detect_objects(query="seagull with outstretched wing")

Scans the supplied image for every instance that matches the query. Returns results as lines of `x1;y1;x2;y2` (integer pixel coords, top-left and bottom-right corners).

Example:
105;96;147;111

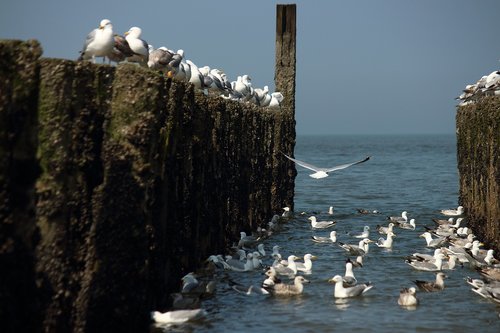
281;153;370;179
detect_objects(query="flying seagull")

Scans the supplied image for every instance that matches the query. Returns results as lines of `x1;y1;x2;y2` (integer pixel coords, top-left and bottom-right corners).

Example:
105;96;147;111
281;153;370;179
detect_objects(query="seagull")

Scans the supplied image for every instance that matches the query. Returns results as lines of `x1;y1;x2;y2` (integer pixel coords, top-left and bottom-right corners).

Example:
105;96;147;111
398;287;419;307
440;206;464;216
147;46;174;70
406;248;443;264
273;255;299;276
398;219;416;230
225;253;254;272
268;92;284;108
281;153;370;179
342;259;357;286
124;26;149;65
151;309;207;324
308;216;336;229
338;238;372;256
351;256;364;268
387;211;408;223
407;253;446;271
419;232;449;248
357;208;380;214
295;253;317;273
78;19;114;63
265;276;310;296
311;231;337;243
329;275;373;298
414;272;447;292
262;267;281;288
376;231;396;249
282;207;293;218
377;223;395;235
107;34;137;63
350;225;370;239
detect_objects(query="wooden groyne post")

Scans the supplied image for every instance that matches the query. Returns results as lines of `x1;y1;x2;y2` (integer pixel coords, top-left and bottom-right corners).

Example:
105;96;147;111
0;4;298;332
273;4;297;210
456;97;500;252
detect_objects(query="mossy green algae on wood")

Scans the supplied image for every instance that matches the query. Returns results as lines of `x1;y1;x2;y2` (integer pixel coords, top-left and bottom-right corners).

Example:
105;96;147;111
457;96;500;253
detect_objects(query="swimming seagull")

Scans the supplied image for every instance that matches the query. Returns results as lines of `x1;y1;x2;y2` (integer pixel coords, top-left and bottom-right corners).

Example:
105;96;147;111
440;206;464;216
308;216;336;229
398;287;419;307
350;225;370;239
78;19;114;63
419;232;449;248
377;223;395;235
387;211;408;223
281;153;370;179
311;231;337;243
265;276;310;296
342;259;357;286
407;253;446;271
329;275;373;298
398;219;416;230
413;272;447;292
338;238;372;256
376;231;396;249
295;253;317;273
273;255;299;276
151;309;207;324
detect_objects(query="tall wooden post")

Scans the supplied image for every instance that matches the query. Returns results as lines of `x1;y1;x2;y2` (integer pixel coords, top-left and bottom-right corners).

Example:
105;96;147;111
272;4;297;211
275;4;296;112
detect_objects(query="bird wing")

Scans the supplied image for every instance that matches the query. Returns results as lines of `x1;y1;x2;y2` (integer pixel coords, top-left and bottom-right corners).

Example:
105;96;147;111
325;156;371;173
81;28;97;53
281;152;322;172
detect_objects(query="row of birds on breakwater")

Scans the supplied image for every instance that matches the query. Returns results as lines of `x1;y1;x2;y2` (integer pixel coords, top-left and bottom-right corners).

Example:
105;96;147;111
150;204;500;326
456;69;500;106
78;19;284;108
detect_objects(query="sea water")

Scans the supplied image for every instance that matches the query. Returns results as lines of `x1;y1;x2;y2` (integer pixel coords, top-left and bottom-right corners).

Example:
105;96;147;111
154;134;500;332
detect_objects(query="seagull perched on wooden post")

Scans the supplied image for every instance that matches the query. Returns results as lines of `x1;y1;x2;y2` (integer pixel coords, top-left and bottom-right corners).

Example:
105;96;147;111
281;152;370;179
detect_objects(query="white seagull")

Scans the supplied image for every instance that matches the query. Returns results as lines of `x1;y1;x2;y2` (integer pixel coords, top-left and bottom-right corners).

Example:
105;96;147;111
124;26;149;65
78;19;114;62
338;238;373;256
440;206;464;216
398;287;419;307
308;216;336;229
329;275;373;298
351;225;370;239
151;309;207;324
376;231;396;249
311;231;337;243
281;153;370;179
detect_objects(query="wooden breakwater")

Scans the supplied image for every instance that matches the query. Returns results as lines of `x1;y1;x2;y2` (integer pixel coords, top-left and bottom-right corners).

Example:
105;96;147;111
456;96;500;253
0;4;297;332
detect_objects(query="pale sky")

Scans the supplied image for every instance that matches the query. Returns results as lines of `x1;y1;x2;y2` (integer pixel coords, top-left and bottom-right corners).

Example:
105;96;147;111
1;0;499;135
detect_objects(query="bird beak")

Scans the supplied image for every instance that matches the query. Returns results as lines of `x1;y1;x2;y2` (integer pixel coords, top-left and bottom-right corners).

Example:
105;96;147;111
419;234;425;238
124;31;129;35
166;70;175;78
327;278;335;283
311;255;318;260
99;25;104;30
303;278;310;284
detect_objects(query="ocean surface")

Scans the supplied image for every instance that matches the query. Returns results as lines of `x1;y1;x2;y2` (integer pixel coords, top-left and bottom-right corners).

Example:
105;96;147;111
154;134;500;332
